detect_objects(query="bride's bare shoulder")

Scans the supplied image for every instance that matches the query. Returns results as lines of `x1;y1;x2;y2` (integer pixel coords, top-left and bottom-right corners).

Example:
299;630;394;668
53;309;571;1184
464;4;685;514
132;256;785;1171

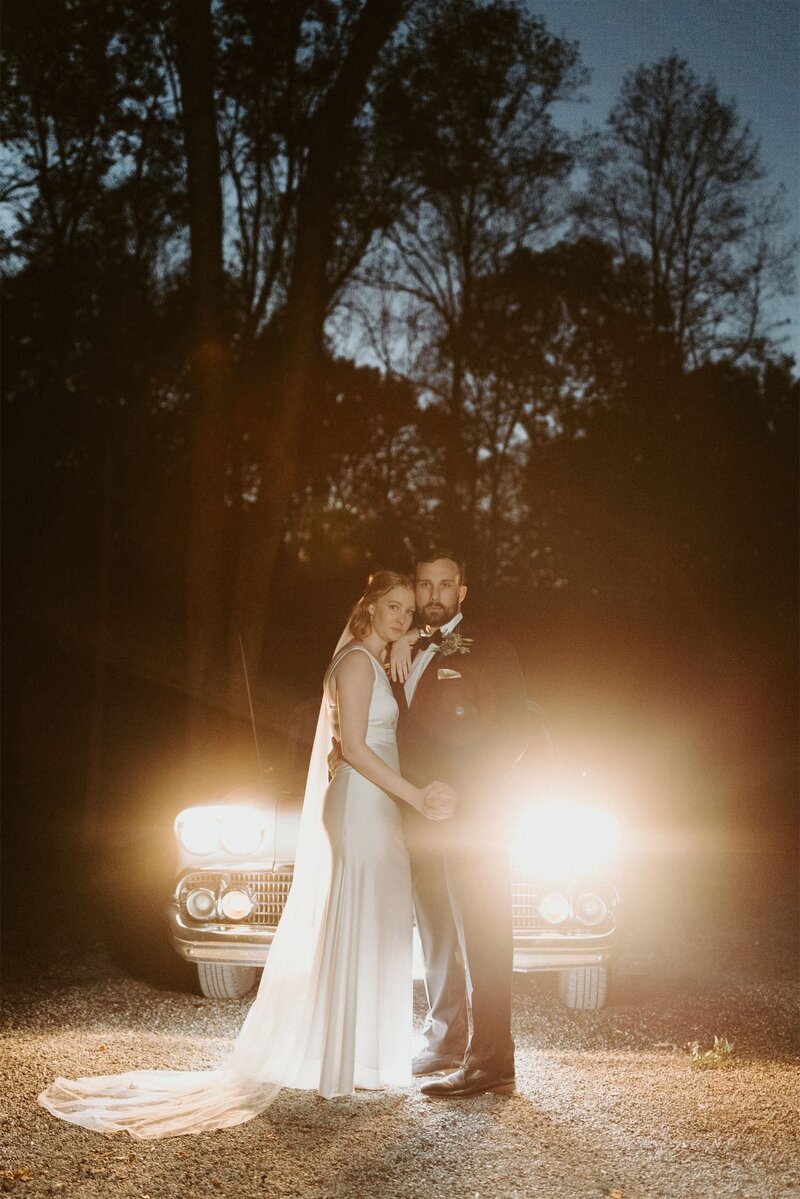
328;643;375;691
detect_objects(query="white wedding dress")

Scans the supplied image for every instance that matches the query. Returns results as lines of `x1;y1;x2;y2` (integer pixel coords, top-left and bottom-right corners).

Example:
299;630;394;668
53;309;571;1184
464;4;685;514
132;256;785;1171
38;642;413;1138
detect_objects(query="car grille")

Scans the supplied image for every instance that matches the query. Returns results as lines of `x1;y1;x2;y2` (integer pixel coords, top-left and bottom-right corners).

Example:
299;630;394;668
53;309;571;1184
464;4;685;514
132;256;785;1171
513;879;551;930
179;869;294;925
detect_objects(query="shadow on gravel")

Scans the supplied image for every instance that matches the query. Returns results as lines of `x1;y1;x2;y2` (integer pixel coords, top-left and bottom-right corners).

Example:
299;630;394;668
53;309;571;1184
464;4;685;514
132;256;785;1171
263;1091;554;1198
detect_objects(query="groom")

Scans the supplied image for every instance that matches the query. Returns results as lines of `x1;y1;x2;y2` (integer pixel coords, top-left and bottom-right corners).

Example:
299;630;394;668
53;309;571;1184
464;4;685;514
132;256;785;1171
391;550;529;1097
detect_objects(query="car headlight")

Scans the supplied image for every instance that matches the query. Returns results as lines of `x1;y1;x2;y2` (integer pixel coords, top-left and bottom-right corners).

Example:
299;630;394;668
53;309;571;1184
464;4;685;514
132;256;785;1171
177;809;223;855
510;801;621;878
537;891;572;924
184;887;217;921
219;887;255;921
220;809;265;856
175;805;269;857
575;891;607;926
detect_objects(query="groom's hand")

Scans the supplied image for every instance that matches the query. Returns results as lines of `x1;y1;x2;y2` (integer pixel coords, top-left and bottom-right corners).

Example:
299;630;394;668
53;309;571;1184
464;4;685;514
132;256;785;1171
389;630;420;682
327;737;344;779
421;781;457;821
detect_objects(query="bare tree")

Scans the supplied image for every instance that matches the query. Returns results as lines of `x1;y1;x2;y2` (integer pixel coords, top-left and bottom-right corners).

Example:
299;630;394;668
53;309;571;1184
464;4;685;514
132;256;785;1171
174;0;410;707
575;55;795;367
220;0;412;685
354;0;583;547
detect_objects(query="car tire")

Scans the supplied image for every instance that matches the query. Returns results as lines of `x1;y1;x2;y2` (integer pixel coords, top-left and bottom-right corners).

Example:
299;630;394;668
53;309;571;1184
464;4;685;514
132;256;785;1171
558;965;608;1009
197;963;259;999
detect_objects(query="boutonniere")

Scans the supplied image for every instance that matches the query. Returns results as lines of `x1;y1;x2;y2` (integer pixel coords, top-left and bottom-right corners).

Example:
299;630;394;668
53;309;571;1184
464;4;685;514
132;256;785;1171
438;631;474;657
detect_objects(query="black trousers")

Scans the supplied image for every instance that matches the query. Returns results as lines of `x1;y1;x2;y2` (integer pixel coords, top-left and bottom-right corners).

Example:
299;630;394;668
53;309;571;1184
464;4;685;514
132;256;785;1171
410;833;515;1074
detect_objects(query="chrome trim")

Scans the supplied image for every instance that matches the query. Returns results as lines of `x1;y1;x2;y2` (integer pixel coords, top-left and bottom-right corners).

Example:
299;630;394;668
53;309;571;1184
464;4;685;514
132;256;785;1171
513;926;616;948
175;861;295;883
184;945;269;965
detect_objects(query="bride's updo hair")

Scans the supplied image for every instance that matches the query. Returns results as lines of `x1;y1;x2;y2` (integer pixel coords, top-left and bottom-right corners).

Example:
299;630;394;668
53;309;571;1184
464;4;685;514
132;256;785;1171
348;570;414;640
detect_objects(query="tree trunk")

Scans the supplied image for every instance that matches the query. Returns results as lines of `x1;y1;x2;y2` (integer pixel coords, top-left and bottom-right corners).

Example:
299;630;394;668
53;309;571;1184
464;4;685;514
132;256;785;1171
230;0;409;678
174;0;231;741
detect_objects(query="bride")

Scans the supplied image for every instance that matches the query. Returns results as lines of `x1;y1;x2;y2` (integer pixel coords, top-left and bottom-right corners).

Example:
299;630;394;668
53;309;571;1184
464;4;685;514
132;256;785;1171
39;571;457;1139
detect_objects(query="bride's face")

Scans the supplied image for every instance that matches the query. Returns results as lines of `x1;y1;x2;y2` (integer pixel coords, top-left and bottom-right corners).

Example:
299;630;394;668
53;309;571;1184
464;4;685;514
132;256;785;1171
369;586;415;643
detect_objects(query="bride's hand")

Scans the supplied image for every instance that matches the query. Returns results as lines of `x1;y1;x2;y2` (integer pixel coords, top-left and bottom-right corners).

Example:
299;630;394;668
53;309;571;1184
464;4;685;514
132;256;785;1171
419;782;457;821
388;630;421;683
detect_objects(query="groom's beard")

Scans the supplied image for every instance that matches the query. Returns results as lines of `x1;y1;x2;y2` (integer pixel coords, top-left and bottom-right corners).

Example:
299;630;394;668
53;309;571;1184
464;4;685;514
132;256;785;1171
419;601;459;628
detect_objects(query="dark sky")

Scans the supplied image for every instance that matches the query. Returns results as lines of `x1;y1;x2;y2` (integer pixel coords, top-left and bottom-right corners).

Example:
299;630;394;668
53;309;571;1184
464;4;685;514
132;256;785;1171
531;0;800;362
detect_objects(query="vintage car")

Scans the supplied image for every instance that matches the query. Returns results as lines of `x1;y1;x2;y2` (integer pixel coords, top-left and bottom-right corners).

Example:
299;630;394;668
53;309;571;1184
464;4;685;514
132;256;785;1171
166;708;622;1009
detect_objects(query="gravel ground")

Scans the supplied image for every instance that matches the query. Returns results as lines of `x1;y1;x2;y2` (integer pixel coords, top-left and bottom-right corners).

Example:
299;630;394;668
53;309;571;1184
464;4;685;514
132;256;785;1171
2;850;798;1199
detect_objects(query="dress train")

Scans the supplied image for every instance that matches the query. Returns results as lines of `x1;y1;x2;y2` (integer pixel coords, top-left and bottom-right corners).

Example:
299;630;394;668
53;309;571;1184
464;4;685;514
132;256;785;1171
38;644;412;1138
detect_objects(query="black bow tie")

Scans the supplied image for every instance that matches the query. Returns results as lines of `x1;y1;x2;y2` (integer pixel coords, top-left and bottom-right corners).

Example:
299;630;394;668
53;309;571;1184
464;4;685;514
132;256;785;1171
417;628;444;650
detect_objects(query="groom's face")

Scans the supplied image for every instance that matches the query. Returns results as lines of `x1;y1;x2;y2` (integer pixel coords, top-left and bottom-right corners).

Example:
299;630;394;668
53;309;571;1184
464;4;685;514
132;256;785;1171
415;558;467;628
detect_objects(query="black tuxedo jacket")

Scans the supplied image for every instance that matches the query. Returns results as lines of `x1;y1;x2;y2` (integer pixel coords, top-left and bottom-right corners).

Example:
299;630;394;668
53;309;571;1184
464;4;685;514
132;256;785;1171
394;620;529;829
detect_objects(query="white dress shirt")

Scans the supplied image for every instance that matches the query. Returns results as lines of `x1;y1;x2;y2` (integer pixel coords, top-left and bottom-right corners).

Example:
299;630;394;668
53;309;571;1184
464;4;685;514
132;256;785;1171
403;612;464;705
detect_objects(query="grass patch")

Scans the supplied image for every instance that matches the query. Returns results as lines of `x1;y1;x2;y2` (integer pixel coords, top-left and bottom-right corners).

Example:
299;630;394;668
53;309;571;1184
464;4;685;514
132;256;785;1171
688;1035;736;1070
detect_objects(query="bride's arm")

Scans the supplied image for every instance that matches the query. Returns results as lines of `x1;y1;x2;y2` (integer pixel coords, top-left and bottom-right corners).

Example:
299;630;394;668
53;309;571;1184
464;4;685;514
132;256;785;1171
333;653;454;818
388;629;420;682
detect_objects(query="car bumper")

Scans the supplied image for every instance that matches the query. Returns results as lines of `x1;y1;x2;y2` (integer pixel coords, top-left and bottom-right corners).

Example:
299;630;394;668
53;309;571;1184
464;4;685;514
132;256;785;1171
512;927;617;971
167;906;277;966
168;906;618;972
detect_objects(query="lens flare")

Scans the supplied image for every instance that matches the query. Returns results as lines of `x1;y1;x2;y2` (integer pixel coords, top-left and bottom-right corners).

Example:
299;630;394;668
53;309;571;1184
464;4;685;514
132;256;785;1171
220;808;265;856
177;810;222;856
509;801;621;878
176;804;269;857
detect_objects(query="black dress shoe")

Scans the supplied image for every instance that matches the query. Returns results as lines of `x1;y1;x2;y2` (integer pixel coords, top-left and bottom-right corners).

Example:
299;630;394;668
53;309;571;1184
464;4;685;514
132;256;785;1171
420;1064;516;1098
411;1052;463;1076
